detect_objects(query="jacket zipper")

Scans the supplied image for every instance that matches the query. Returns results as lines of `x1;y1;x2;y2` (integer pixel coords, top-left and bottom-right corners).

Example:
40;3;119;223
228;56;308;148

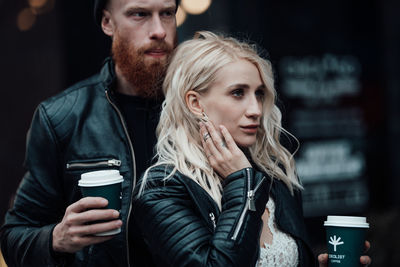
209;212;216;230
66;159;121;170
231;169;266;241
106;90;136;267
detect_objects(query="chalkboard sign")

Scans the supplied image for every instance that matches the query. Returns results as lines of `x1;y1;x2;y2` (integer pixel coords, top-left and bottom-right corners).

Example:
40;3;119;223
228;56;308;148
279;54;369;217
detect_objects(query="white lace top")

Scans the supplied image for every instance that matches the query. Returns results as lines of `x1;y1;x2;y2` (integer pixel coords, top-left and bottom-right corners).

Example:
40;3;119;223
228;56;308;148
256;198;299;267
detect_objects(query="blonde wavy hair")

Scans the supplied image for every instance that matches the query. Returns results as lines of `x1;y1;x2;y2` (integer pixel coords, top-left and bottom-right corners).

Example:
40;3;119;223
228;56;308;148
139;31;302;208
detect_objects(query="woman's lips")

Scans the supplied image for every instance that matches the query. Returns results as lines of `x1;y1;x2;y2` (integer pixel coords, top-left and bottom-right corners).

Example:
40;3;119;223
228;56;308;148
240;125;259;134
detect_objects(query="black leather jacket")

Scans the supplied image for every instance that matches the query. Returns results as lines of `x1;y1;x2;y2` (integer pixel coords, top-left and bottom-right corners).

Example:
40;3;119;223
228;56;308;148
131;165;316;267
1;58;138;267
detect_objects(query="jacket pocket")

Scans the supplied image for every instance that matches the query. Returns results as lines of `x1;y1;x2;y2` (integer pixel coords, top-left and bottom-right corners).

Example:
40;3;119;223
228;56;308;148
65;158;123;199
66;158;121;170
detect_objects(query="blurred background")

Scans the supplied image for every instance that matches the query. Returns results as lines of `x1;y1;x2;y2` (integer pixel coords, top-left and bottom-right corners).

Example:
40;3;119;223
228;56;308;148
1;0;399;266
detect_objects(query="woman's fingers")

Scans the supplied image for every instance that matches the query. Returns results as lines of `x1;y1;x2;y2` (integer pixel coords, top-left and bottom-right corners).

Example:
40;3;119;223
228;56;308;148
200;123;213;158
317;253;328;267
202;122;224;156
360;255;371;266
200;122;222;162
219;125;236;151
364;240;370;252
318;248;371;267
199;121;250;178
204;121;230;155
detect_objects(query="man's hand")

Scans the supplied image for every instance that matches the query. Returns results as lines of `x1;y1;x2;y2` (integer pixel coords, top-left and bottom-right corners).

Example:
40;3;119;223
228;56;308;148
318;240;371;267
52;197;122;253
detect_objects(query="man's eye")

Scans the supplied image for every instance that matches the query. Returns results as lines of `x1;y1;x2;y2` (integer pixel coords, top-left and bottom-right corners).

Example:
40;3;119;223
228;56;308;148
161;10;175;17
231;89;244;97
134;12;148;17
127;11;148;17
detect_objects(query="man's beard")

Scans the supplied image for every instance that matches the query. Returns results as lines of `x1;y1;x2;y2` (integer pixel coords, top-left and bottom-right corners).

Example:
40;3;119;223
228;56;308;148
112;33;174;99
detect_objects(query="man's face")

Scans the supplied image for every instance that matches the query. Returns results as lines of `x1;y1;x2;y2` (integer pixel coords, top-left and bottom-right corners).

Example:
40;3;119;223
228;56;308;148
103;0;177;97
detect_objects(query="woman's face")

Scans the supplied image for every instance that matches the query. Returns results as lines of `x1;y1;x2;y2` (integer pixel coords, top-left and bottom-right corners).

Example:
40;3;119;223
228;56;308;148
200;59;265;148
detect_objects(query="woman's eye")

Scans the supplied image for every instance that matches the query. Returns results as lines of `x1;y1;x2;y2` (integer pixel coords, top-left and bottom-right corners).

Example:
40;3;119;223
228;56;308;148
231;89;244;97
255;89;265;99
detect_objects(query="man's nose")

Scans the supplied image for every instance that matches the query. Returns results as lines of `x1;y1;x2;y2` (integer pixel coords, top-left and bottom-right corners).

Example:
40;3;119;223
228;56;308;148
149;15;166;40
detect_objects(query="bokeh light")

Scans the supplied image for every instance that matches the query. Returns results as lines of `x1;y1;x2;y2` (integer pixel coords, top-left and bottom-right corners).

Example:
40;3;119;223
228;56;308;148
17;8;36;31
176;5;187;27
181;0;212;15
28;0;48;8
30;0;54;15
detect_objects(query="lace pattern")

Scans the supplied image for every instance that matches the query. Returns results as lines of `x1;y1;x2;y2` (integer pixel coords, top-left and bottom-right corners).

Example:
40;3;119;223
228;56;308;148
256;198;299;267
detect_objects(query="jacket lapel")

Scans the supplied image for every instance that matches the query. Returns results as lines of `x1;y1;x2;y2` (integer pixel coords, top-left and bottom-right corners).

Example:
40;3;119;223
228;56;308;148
177;175;220;231
270;180;311;247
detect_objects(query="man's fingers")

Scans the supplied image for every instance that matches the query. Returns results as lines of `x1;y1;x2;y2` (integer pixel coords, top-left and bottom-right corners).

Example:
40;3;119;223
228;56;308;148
68;197;108;213
77;219;123;236
71;209;120;225
73;233;115;248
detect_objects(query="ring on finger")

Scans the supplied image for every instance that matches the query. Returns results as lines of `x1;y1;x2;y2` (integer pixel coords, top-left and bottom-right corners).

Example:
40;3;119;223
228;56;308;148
203;132;211;142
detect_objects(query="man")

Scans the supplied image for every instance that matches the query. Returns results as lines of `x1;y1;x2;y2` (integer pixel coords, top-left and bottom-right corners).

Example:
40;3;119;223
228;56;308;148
0;0;178;266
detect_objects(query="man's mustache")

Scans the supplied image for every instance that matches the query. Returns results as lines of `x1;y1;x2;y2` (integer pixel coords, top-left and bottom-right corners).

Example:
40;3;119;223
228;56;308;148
137;42;173;55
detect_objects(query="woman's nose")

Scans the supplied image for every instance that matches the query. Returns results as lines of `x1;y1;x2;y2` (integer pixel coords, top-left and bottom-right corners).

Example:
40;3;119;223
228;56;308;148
246;97;262;118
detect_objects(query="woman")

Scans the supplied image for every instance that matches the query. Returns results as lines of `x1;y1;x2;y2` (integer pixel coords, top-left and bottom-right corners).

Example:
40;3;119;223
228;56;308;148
130;31;370;267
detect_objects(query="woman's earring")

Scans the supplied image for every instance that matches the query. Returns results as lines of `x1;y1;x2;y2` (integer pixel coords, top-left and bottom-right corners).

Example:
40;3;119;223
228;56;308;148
201;112;209;122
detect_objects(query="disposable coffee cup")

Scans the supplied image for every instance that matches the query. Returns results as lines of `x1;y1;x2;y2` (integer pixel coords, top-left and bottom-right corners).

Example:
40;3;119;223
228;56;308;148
324;216;369;267
78;170;124;236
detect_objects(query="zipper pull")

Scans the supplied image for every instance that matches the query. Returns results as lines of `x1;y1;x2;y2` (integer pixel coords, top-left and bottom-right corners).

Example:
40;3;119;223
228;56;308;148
209;212;216;229
247;190;256;211
108;159;122;166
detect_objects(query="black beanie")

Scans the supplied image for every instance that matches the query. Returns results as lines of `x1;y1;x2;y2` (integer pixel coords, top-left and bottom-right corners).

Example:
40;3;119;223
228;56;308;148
94;0;180;27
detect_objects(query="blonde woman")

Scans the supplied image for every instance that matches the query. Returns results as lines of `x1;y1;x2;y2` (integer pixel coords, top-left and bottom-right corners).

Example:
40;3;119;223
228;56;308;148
130;32;371;267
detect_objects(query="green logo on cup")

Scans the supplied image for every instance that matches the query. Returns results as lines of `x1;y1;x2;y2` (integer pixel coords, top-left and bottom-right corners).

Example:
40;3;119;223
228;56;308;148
329;235;344;252
324;216;369;267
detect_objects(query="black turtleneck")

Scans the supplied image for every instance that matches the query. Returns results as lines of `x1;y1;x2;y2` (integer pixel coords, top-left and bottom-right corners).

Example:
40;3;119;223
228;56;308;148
114;92;163;179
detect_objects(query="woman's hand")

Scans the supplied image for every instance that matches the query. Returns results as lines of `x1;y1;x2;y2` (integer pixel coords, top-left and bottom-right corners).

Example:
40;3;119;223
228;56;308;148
200;121;251;179
318;240;371;267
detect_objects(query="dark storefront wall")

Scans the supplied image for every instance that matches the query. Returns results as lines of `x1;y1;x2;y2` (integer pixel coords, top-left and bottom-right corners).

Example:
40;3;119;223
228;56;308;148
178;0;400;263
1;0;399;265
1;0;65;220
0;0;108;224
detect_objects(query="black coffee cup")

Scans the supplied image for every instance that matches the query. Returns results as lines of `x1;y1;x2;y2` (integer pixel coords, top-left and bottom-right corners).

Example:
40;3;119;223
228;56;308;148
324;216;369;266
79;170;123;236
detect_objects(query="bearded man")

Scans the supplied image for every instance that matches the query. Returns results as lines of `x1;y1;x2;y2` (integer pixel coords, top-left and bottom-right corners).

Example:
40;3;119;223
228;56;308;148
0;0;178;266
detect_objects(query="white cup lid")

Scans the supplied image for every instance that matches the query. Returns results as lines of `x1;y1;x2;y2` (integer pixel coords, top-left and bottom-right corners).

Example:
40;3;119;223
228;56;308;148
78;170;123;187
324;215;369;228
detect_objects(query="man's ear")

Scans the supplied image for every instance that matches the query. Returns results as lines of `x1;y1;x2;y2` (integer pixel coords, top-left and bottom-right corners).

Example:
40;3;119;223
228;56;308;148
101;10;114;37
185;90;203;116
